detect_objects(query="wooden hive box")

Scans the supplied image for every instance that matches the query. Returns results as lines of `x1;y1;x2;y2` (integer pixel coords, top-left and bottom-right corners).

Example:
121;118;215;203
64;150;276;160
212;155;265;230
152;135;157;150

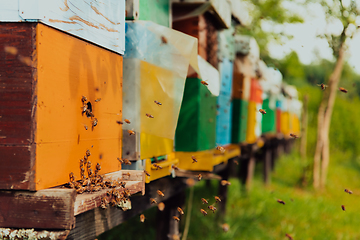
261;97;277;134
126;0;170;27
0;22;123;191
231;99;249;143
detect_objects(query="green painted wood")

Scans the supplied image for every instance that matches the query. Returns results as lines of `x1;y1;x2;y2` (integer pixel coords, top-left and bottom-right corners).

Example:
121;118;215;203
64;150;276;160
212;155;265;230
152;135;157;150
175;78;217;151
231;99;248;143
139;0;170;27
261;98;276;134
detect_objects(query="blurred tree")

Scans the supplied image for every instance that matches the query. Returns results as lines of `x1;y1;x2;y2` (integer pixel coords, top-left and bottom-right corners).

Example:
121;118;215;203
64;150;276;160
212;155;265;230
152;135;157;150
278;51;305;85
313;0;360;189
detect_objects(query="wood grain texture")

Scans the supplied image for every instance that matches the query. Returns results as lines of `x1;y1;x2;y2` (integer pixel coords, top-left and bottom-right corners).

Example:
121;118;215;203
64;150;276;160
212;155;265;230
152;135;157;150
0;22;37;190
0;188;76;230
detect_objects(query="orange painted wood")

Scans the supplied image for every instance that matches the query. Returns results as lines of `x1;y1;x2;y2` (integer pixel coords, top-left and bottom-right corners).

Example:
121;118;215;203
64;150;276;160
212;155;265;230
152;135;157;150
0;22;123;190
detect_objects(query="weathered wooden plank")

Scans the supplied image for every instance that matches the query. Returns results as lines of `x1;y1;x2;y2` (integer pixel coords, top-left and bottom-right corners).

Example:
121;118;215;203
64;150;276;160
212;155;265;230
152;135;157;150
0;189;76;230
0;0;125;54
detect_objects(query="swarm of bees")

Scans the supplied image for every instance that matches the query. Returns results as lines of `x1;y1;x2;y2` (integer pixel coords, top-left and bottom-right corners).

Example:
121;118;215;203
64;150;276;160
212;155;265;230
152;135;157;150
81;96;98;130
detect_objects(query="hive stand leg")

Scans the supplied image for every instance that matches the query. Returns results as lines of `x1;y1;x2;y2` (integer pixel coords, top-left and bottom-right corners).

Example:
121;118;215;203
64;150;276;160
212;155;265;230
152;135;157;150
217;160;231;222
270;140;277;171
156;191;185;240
245;145;255;190
263;142;272;186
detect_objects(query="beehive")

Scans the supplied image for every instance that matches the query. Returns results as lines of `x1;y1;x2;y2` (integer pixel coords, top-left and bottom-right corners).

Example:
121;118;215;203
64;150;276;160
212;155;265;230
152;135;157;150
126;0;170;27
261;97;277;134
232;99;249;143
246;79;263;144
0;23;123;190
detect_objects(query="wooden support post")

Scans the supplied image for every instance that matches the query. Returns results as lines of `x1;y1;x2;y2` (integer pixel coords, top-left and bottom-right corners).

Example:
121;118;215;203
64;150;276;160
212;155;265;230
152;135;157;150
263;143;272;186
300;95;308;160
270;140;277;171
217;160;230;222
245;145;255;190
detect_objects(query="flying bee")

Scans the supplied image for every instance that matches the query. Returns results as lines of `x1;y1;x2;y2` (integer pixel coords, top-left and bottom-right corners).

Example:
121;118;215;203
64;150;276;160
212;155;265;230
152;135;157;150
201;198;208;204
317;83;328;90
123;159;132;165
173;216;180;222
259;109;266;115
277;199;285;205
345;189;353;194
200;80;208;86
153;163;163;170
150;198;157;204
215;196;221;203
339;87;348;93
144;170;151;177
177;207;184;215
191;155;198;163
116;120;123;125
208;205;217;213
198;174;202;181
234;160;239;165
128;130;135;136
285;233;293;240
161;36;168;44
157;202;165;211
341;205;346;211
154;100;162;106
140;214;145;223
172;165;179;170
117;158;124;164
95;98;101;102
221;223;230;232
145;113;154;118
157;190;165;197
200;209;208;216
290;133;299;139
221;180;231;186
124;119;131;124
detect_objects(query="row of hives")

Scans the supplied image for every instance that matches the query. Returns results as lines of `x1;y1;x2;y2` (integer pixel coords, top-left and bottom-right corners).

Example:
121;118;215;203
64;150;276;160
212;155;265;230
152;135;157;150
0;0;301;192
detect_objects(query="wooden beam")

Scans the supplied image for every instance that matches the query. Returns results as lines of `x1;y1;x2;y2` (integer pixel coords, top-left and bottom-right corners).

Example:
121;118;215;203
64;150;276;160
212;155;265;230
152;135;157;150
263;143;272;186
0;189;76;230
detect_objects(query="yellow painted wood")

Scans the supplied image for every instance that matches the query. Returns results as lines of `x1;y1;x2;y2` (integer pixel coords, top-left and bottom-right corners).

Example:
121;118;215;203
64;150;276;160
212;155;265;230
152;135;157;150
35;24;123;190
280;112;290;136
144;153;178;183
213;144;240;166
291;113;301;135
176;150;214;172
246;101;257;144
140;133;173;160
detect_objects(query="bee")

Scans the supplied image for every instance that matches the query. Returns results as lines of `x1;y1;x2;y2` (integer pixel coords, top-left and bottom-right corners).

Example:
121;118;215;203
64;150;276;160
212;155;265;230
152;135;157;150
200;80;208;86
158;202;165;211
76;187;84;194
124;172;131;178
285;233;293;240
124;119;131;124
117;158;124;164
85;109;95;118
177;207;184;215
200;209;208;216
161;36;168;44
84;155;88;161
277;199;285;205
153;163;163;170
234;160;239;165
144;170;151;177
341;205;346;211
201;198;208;204
128;130;135;136
96;163;101;171
116;120;123;125
150;198;157;204
317;83;328;90
259;109;266;115
221;180;231;186
84;125;88;130
290;133;299;139
339;87;348;93
216;146;225;153
173;216;180;222
157;190;165;197
92;118;98;129
198;174;202;181
345;189;353;194
87;161;92;169
215;196;221;203
191;155;198;163
120;181;126;188
123;159;132;165
154;100;162;106
69;172;75;182
208;205;217;213
221;223;230;232
140;214;145;223
100;197;108;209
172;165;179;171
81;104;88;115
81;96;87;103
95;98;101;102
86;149;91;157
145;113;154;118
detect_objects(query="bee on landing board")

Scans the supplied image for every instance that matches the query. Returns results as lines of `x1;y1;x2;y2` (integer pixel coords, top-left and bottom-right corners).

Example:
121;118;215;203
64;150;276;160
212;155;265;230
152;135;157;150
154;100;162;106
157;190;165;197
290;133;299;139
140;214;145;223
341;205;346;211
191;155;198;163
339;87;348;93
200;209;208;216
285;233;293;240
200;80;208;86
201;198;208;204
177;207;184;215
216;146;225;153
259;109;266;115
173;216;180;222
277;199;285;205
153;163;163;170
317;83;328;90
345;189;353;194
215;196;221;203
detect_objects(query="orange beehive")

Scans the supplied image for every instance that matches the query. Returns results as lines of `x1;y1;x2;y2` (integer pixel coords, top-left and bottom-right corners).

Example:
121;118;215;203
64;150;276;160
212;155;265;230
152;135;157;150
0;23;123;190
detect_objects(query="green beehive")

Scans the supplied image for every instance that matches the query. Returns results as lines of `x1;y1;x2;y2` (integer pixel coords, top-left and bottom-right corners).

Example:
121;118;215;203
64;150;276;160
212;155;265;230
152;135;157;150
175;78;217;152
261;98;277;134
139;0;170;27
232;99;248;143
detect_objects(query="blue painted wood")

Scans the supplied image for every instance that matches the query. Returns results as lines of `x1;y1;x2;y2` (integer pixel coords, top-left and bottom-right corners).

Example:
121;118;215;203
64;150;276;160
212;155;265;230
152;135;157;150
0;0;125;55
219;58;234;95
215;94;232;146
